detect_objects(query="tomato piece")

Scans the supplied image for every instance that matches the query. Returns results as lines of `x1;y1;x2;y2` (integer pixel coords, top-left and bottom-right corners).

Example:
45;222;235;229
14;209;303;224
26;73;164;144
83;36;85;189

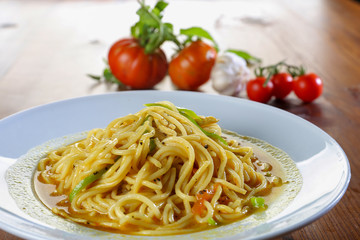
246;77;274;103
192;199;205;215
271;73;293;99
191;189;215;216
169;40;217;90
108;38;168;89
197;189;214;201
293;73;323;102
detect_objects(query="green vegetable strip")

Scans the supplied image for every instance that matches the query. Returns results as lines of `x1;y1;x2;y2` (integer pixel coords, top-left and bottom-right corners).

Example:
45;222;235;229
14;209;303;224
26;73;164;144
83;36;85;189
250;197;265;208
177;108;201;121
141;115;152;126
180;112;228;146
207;217;217;226
149;138;156;152
69;168;107;202
205;131;228;146
144;103;228;145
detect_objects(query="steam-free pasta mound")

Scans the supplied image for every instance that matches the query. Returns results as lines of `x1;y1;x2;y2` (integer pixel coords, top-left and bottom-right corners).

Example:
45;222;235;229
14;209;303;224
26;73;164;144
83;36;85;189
34;101;301;235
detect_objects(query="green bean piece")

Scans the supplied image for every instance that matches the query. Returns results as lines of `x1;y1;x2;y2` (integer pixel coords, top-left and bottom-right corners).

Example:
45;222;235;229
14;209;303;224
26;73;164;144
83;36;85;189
207;217;218;226
69;168;107;202
250;197;265;208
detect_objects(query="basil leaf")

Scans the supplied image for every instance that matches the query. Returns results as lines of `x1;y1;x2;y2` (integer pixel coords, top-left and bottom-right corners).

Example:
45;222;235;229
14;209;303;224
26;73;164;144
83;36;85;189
103;68;119;84
153;0;168;16
137;8;159;28
87;74;101;81
131;22;142;38
226;49;262;64
180;27;218;51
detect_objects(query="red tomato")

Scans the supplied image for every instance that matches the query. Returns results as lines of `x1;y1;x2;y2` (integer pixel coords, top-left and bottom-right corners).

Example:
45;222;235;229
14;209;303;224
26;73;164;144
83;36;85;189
169;40;217;90
246;77;274;103
108;38;168;89
293;73;323;102
271;73;293;99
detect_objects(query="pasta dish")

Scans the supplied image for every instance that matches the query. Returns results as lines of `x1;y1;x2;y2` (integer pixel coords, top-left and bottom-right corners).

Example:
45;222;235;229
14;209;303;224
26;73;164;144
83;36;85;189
35;101;289;235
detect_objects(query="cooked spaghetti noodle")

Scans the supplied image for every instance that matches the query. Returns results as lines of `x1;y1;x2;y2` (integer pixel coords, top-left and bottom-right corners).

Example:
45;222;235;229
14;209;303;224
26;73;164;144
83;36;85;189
36;101;283;235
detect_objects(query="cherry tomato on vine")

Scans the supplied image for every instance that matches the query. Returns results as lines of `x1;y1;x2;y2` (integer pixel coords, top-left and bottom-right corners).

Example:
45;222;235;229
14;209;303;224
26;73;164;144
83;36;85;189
271;73;293;99
108;38;168;89
293;73;323;102
169;40;217;90
246;77;274;103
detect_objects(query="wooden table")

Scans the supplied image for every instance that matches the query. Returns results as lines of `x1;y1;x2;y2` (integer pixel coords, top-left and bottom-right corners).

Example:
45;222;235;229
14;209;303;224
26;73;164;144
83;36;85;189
1;0;359;239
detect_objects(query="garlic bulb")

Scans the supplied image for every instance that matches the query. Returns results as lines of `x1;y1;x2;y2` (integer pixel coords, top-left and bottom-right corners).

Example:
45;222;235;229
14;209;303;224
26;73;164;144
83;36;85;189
211;52;250;96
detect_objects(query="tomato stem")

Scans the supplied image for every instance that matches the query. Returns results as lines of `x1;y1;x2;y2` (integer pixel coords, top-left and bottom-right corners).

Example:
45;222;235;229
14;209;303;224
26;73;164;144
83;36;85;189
255;61;306;86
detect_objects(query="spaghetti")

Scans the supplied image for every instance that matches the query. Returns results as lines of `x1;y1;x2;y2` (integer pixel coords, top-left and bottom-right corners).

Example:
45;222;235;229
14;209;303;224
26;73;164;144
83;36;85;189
36;101;284;235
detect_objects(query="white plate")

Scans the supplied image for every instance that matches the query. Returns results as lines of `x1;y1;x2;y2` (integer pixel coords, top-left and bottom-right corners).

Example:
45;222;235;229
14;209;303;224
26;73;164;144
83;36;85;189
0;91;350;240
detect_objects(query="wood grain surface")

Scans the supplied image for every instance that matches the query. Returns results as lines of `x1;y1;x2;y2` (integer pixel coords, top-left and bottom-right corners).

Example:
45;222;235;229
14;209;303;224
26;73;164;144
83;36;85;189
0;0;359;239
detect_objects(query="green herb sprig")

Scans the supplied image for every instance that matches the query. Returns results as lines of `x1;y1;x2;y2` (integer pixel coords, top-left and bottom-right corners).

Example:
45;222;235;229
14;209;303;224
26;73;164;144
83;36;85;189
131;0;179;54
